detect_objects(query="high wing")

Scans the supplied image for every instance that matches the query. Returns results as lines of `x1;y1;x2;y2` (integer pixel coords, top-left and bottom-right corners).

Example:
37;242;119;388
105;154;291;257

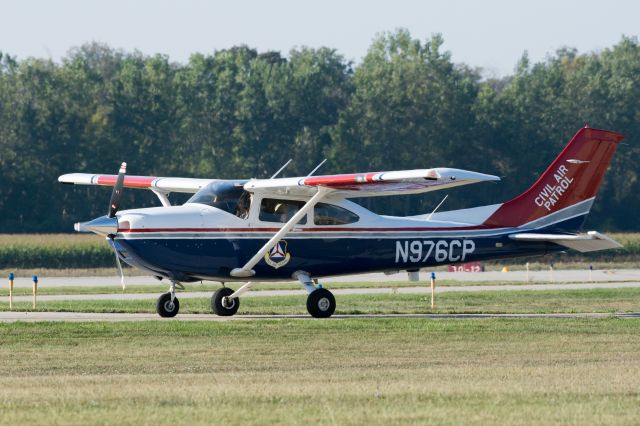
58;173;214;194
59;167;499;199
244;168;500;198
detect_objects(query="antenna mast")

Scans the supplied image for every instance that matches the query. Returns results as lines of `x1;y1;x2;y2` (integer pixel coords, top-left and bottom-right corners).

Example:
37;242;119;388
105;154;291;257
270;159;293;179
426;194;448;221
306;159;327;177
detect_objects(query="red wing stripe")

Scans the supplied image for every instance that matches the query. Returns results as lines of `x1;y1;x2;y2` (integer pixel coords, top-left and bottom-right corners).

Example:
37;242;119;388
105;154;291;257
96;175;157;188
303;172;382;186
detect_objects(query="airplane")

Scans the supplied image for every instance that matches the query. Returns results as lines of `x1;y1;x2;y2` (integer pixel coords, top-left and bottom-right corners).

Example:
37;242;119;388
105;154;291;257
59;126;624;318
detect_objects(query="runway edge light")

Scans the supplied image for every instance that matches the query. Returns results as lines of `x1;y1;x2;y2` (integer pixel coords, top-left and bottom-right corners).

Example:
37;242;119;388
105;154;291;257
32;275;38;309
8;272;14;310
430;272;436;309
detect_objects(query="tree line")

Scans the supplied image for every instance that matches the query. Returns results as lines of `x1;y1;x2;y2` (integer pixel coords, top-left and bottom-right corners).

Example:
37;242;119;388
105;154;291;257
1;29;639;232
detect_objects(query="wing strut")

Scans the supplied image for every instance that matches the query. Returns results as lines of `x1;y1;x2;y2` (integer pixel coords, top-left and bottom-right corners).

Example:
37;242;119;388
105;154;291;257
151;189;171;207
230;187;331;278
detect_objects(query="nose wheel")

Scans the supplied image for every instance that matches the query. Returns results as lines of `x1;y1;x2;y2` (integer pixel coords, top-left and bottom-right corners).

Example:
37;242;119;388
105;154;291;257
156;280;182;317
156;292;180;317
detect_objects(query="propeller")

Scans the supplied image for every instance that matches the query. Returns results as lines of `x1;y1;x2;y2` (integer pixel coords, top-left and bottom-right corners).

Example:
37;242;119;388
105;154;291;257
108;162;127;218
108;162;127;290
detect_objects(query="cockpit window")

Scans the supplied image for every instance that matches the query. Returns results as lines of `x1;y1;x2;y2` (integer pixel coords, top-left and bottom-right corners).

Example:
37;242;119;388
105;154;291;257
314;203;359;225
186;180;250;219
259;198;307;224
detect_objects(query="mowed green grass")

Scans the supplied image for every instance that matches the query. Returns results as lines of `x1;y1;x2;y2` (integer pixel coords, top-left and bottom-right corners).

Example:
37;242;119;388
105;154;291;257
1;318;639;425
2;287;640;315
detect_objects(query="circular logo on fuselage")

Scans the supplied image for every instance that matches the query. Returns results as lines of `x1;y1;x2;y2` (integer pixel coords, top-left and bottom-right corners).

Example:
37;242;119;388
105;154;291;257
264;240;291;269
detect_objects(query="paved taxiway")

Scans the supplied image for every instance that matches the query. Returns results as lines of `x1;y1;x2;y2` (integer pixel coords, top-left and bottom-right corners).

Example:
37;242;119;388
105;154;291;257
7;269;640;288
1;311;639;322
5;281;640;303
4;270;639;322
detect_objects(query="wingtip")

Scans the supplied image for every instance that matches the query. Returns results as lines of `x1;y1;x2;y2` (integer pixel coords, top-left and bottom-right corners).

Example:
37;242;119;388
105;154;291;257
58;174;76;184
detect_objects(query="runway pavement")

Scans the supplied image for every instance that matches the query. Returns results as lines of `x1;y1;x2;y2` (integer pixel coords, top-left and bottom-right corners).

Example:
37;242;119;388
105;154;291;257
7;269;640;288
4;270;639;322
1;311;639;322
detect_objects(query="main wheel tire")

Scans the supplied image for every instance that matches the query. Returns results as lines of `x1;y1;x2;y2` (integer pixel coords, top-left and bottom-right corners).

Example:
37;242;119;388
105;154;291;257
212;287;240;316
156;292;180;318
306;288;336;318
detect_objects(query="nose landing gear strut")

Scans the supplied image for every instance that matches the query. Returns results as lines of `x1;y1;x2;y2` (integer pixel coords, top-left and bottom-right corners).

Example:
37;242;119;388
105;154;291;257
156;280;183;317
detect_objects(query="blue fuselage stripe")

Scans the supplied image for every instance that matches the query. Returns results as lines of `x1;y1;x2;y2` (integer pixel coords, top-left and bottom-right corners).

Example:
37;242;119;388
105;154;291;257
114;234;561;282
113;215;585;282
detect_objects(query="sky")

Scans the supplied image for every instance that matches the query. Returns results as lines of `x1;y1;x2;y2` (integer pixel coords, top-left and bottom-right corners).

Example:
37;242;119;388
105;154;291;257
2;0;638;77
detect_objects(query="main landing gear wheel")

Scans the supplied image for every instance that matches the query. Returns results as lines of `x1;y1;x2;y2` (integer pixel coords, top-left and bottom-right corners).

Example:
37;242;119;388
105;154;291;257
306;288;336;318
156;292;180;318
212;287;240;316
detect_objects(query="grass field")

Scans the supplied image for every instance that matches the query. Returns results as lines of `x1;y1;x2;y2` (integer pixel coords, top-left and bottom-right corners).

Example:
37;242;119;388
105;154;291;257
2;287;640;315
1;318;639;425
0;234;113;269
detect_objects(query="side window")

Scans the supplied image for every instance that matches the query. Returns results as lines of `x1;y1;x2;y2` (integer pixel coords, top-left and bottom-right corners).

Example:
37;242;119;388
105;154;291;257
314;203;359;225
259;198;307;224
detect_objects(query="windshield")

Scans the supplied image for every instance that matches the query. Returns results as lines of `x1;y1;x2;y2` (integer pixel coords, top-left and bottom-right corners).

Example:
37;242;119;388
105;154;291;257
186;180;250;218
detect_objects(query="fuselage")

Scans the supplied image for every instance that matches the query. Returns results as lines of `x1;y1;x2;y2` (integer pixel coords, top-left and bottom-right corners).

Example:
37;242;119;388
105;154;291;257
112;196;566;283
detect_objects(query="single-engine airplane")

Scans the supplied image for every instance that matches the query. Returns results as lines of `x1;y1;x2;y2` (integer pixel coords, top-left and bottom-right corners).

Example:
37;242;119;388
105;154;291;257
59;127;624;318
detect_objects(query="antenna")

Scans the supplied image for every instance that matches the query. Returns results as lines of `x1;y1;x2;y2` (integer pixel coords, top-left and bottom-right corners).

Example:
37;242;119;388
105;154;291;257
426;194;448;221
270;159;292;179
306;159;327;177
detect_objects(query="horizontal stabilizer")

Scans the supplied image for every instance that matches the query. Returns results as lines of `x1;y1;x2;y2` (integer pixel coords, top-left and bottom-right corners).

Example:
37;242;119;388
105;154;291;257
509;231;622;253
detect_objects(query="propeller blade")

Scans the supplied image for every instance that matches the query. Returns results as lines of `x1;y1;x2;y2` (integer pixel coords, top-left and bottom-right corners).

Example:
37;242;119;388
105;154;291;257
107;236;126;291
114;248;125;291
108;162;127;218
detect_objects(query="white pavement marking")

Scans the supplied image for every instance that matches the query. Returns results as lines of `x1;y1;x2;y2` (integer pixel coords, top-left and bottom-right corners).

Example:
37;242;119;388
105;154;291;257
6;269;640;288
5;282;640;303
1;311;639;322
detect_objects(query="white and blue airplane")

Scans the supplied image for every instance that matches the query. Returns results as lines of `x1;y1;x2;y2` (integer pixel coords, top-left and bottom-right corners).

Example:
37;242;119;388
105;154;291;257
59;127;624;318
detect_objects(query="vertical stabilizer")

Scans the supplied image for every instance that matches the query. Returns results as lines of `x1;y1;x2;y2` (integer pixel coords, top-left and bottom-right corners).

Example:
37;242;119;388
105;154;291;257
483;127;623;231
